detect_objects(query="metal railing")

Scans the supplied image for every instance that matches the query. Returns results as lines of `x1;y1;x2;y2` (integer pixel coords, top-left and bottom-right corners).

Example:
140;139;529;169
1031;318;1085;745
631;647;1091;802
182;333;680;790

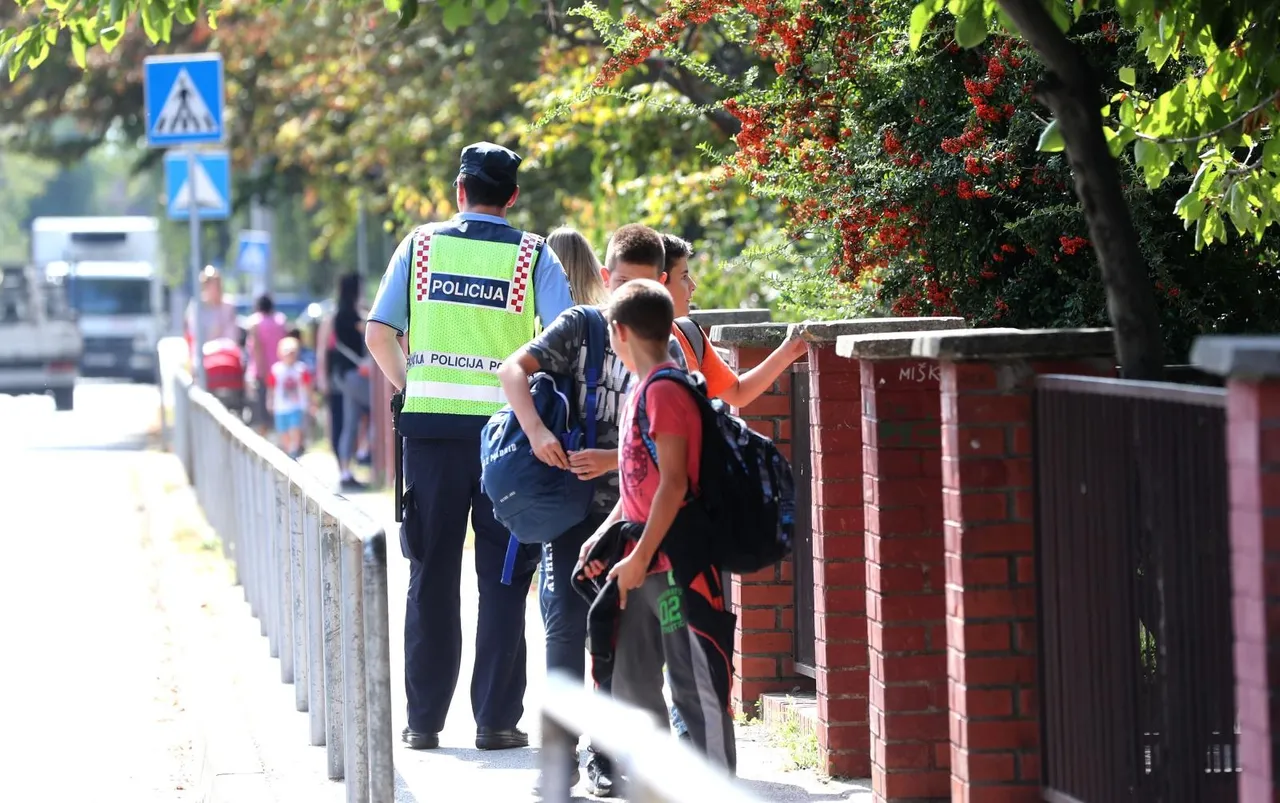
1034;374;1237;803
540;672;767;803
170;368;394;803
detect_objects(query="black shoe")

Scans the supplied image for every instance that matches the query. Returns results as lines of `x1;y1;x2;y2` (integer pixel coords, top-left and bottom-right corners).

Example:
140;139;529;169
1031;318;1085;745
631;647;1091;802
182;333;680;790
476;726;528;750
340;477;368;492
401;726;439;750
356;451;372;466
586;752;615;798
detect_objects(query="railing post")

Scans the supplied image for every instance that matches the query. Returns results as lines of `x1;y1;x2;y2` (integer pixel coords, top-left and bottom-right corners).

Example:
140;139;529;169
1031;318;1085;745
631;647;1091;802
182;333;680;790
264;454;280;658
321;511;345;779
289;479;309;713
306;497;327;746
363;532;393;803
276;472;294;683
256;451;270;639
539;709;576;803
342;527;369;803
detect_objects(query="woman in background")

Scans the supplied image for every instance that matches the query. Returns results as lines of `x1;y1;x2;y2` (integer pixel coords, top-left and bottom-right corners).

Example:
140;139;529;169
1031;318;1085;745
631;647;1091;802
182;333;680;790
546;227;609;307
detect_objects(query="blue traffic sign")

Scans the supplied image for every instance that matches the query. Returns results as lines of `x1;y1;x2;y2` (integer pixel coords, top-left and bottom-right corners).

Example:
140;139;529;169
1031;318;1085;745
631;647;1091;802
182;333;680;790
237;230;271;275
143;53;225;147
164;150;231;221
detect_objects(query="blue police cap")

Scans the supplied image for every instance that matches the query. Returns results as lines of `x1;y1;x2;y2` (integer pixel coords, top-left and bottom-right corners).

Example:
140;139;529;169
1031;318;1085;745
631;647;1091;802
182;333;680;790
458;142;521;187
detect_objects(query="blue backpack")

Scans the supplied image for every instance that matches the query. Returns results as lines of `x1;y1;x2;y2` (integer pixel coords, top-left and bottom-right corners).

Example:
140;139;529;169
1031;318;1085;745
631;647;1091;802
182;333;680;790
481;306;607;548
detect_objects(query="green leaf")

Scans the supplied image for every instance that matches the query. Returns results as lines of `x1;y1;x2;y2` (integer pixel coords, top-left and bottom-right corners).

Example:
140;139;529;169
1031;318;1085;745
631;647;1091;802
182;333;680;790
70;31;87;69
441;1;475;31
397;0;419;28
1228;182;1252;235
1119;66;1136;86
1174;188;1205;228
909;0;945;50
485;0;510;24
1049;1;1072;32
1037;119;1065;152
955;4;988;48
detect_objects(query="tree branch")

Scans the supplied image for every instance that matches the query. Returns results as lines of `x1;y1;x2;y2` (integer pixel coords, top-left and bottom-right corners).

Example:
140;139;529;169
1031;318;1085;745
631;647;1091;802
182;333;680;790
643;56;741;136
1134;89;1280;145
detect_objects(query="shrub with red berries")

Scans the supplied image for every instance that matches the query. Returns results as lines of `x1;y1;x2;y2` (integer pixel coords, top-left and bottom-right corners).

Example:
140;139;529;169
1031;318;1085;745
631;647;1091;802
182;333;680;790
585;0;1280;355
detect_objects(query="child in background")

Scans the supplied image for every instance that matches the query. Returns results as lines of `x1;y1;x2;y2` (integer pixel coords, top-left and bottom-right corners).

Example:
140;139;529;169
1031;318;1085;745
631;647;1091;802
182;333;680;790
267;336;313;459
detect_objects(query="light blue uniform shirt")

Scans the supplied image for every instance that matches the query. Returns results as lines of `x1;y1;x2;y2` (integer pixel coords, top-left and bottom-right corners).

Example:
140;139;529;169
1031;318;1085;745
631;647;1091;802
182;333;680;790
368;212;573;334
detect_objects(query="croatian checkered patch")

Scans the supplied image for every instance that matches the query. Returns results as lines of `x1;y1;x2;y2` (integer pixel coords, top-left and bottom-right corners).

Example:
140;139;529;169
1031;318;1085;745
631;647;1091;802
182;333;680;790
506;232;542;314
413;228;435;302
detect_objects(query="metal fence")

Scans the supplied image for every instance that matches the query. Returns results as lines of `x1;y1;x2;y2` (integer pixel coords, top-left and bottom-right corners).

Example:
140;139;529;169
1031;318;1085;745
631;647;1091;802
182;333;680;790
170;370;395;803
790;361;816;676
1034;374;1237;803
540;671;767;803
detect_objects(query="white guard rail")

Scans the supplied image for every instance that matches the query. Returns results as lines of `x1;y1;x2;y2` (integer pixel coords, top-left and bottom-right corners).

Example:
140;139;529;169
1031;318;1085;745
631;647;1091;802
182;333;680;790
169;369;394;803
540;672;768;803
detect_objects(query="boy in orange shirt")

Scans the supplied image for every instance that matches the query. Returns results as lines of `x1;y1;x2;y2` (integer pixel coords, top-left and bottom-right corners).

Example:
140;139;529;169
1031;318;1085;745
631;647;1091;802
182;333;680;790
662;234;807;406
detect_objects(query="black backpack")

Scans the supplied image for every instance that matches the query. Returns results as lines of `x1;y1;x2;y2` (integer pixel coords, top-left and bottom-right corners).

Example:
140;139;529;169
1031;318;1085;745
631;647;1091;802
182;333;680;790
634;367;795;574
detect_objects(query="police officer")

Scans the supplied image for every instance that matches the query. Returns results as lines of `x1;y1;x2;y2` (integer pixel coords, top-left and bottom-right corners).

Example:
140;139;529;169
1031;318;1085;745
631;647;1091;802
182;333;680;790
365;142;574;751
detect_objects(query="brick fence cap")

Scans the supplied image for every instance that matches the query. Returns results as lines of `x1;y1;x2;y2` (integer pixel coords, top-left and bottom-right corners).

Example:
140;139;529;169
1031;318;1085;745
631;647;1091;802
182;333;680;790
912;327;1115;361
712;317;963;348
687;308;772;327
1191;335;1280;379
836;327;1019;360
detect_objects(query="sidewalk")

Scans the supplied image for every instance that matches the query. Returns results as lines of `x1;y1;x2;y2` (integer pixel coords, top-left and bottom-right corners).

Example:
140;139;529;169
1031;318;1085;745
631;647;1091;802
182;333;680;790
199;449;870;801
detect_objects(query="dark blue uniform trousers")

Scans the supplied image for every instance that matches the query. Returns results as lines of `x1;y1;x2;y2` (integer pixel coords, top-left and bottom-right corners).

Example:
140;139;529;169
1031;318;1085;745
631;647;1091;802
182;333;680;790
400;436;539;734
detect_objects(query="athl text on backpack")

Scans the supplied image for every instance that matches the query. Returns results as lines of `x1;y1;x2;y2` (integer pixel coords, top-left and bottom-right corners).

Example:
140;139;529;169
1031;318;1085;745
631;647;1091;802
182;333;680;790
634;367;795;574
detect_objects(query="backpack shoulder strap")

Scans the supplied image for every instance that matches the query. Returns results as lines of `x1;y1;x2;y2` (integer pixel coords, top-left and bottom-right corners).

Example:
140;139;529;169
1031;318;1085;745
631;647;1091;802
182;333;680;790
580;306;607;449
634;367;700;499
674;317;706;368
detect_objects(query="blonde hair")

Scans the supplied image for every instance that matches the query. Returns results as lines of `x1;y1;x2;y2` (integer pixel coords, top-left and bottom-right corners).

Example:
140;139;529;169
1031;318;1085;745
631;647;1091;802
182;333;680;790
277;336;301;359
547;227;609;306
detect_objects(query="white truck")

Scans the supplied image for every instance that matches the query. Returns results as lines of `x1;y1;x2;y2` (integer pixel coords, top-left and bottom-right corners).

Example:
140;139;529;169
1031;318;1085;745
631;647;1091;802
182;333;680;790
0;264;83;410
32;217;167;383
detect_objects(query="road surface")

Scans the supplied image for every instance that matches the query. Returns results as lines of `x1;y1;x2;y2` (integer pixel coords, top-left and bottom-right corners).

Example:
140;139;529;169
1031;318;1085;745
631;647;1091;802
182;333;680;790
0;381;198;801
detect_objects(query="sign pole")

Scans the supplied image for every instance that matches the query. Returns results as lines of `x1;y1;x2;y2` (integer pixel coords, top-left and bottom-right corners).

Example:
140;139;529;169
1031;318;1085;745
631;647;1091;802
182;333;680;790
188;148;206;387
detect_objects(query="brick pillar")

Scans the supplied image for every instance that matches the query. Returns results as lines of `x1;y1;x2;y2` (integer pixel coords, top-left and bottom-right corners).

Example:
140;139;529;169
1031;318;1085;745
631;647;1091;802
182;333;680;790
839;331;987;800
912;328;1114;803
1192;336;1280;803
798;318;962;778
711;324;799;712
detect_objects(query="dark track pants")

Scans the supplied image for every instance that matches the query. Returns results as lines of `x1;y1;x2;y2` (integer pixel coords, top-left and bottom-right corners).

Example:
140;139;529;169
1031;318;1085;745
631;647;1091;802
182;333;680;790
611;568;737;771
400;436;539;734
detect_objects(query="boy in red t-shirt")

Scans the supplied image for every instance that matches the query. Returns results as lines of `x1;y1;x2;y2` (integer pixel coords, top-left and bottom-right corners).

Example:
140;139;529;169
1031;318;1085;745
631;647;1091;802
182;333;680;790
579;279;737;772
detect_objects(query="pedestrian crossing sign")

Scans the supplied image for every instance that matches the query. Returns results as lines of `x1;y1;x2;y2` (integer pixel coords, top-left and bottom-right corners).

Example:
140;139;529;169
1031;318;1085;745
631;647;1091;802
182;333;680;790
143;53;225;147
164;150;231;221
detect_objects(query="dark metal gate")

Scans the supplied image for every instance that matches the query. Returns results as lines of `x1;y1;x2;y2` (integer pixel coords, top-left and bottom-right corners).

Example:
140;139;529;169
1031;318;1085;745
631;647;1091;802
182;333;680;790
792;361;816;676
1034;375;1237;803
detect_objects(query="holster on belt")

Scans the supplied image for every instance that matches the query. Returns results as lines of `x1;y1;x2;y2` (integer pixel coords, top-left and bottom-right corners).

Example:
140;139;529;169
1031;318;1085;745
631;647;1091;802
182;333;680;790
391;388;405;523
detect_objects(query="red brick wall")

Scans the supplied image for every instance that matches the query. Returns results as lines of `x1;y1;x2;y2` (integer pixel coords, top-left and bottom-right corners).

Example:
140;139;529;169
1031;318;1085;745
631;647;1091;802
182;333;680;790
808;345;871;777
725;344;802;711
1225;378;1280;803
861;359;949;801
939;358;1110;803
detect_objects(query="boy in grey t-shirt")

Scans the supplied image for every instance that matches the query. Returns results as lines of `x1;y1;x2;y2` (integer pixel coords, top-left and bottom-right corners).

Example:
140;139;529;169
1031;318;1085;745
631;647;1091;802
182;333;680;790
497;224;683;798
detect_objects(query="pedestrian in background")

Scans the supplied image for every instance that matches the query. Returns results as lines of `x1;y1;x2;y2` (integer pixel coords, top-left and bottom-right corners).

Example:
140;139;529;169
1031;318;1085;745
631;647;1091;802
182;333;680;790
245;294;287;436
546;227;609;307
331;273;371;491
267;336;313;460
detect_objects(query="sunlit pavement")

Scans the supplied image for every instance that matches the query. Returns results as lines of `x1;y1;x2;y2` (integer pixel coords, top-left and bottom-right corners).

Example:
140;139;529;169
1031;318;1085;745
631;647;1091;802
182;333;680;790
0;380;198;801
